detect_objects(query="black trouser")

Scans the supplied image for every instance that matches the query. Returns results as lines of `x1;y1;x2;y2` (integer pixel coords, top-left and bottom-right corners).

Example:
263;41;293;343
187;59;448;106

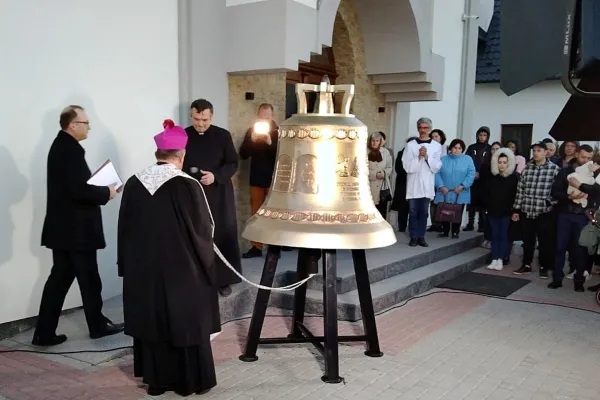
467;206;486;229
553;213;589;284
483;215;492;241
396;200;409;232
34;250;107;337
521;211;557;272
376;201;389;220
442;205;464;236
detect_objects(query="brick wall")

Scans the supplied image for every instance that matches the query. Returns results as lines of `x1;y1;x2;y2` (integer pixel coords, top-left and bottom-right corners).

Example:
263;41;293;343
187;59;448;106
227;73;287;248
333;0;388;134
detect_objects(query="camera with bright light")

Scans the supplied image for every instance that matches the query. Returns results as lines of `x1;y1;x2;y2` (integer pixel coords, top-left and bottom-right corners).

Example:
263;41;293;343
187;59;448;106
253;121;270;135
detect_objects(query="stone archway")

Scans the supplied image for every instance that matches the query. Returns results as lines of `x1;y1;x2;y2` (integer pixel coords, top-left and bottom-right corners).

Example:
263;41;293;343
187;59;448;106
331;0;388;133
317;0;444;103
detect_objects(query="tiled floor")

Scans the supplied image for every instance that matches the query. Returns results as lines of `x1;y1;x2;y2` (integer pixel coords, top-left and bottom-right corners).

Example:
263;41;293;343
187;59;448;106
1;252;600;400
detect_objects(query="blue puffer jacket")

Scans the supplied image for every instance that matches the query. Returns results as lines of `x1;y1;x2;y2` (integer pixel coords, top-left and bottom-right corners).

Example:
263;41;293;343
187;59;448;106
434;153;476;205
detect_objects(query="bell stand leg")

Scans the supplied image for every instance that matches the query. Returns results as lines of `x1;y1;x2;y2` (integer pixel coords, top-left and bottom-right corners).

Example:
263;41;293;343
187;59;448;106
239;245;282;362
351;250;383;357
288;249;309;338
321;249;343;384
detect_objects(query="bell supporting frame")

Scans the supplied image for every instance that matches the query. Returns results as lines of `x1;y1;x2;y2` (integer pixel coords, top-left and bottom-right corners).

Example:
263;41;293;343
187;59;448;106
239;245;383;384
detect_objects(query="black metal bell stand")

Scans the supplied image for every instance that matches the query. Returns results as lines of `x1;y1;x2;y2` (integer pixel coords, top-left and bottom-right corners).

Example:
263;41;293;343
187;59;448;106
239;245;383;383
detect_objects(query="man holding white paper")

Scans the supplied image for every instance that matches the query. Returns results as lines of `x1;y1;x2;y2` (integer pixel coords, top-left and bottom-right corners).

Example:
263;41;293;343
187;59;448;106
32;105;124;346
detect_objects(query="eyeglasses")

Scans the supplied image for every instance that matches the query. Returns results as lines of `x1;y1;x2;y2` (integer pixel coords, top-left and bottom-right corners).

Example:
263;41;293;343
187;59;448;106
73;121;91;129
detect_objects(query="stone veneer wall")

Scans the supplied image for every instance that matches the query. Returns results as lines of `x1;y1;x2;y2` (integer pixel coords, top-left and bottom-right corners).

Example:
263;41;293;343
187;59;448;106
228;0;388;249
333;0;388;135
228;73;287;247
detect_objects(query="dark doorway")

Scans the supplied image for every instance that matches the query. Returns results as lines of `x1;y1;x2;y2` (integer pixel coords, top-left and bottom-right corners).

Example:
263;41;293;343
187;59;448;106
286;47;338;118
501;124;533;158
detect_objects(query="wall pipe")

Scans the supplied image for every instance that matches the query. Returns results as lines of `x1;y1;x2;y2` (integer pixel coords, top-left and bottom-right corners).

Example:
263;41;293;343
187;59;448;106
456;0;480;140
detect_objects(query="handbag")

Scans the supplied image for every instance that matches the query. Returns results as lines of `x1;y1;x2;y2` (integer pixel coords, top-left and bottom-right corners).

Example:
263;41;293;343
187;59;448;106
379;176;392;203
434;193;464;224
579;208;600;254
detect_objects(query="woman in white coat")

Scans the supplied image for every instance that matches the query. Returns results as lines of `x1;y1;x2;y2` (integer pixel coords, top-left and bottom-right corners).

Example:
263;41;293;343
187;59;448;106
368;132;393;219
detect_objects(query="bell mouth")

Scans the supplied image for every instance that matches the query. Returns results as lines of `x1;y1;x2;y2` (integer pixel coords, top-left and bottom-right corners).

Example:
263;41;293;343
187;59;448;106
242;216;397;250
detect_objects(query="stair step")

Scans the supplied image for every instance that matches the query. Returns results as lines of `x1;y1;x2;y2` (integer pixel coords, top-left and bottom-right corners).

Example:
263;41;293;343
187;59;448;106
270;248;490;321
291;234;483;294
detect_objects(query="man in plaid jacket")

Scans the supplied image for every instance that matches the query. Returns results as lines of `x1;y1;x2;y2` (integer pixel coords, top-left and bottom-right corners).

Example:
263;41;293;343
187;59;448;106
512;142;561;278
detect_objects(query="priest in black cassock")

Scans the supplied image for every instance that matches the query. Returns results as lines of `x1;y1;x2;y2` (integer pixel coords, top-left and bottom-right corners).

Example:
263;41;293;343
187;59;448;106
184;99;242;297
117;119;221;397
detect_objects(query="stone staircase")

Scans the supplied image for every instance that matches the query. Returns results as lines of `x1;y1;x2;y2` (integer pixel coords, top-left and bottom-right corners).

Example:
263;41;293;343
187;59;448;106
269;233;488;321
218;232;488;323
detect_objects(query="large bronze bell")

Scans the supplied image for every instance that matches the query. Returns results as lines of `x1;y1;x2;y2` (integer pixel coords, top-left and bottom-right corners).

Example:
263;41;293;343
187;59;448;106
242;77;397;249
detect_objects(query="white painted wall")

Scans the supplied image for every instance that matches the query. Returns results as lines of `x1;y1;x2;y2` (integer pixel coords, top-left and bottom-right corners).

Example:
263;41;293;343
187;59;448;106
472;81;571;146
407;0;466;144
182;0;229;128
0;0;180;324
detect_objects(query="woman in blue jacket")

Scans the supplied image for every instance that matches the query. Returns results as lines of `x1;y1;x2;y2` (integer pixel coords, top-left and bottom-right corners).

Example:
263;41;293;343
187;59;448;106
434;139;476;239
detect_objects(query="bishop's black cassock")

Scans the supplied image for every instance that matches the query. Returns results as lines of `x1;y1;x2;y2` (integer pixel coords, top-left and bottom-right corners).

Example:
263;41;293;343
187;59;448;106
183;124;242;287
117;163;221;395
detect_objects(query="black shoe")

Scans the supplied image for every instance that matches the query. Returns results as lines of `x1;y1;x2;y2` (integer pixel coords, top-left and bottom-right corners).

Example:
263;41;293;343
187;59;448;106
219;285;233;297
90;322;125;339
547;281;562;289
242;246;262;259
463;225;474;232
417;238;429;247
538;269;548;279
451;233;459;239
513;265;531;275
437;233;449;238
503;258;510;266
147;386;167;396
574;283;585;292
408;238;418;247
31;334;67;346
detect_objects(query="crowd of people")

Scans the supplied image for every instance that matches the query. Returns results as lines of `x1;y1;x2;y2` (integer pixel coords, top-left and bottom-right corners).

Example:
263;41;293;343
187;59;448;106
368;118;600;295
31;102;600;397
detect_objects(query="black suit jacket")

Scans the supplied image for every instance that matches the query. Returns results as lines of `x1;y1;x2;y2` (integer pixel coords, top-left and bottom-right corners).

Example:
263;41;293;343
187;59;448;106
41;131;110;251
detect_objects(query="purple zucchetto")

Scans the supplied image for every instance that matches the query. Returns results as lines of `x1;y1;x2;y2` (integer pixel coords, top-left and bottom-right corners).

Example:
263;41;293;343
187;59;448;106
154;119;188;150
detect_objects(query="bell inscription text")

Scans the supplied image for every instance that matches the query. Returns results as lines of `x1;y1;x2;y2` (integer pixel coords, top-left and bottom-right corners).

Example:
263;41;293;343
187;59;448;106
272;154;293;192
338;181;361;202
292;154;318;194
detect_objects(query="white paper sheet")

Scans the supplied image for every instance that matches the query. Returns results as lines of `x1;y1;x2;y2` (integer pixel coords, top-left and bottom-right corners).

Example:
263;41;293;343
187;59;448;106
87;160;123;189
